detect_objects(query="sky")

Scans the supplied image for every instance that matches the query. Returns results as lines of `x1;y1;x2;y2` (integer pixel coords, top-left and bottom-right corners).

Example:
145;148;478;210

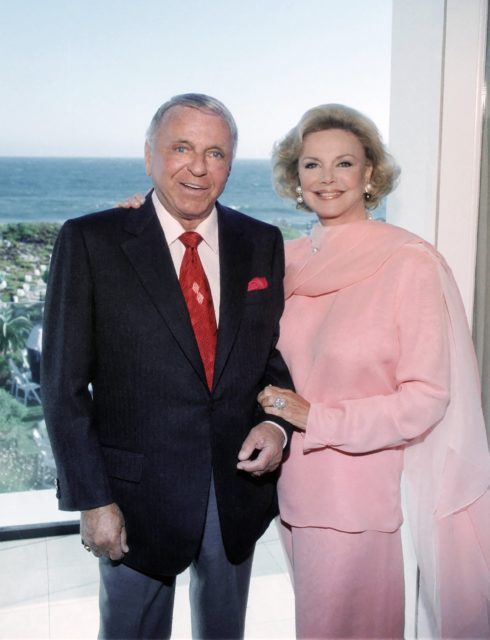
0;0;392;158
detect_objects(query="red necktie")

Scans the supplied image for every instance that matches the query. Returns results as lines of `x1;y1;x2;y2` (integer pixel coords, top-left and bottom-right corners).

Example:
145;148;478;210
179;232;217;389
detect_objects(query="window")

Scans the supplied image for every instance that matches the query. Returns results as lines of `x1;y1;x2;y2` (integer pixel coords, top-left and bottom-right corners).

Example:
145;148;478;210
1;0;393;535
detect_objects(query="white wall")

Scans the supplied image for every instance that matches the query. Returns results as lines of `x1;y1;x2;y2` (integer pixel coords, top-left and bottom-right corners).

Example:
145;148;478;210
388;0;446;244
389;0;488;322
437;0;488;321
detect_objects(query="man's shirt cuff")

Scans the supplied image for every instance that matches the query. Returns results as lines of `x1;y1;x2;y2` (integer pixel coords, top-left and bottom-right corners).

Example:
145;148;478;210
261;421;288;448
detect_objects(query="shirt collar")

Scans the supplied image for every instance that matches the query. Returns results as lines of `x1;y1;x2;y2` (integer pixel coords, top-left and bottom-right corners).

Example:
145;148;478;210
151;191;219;254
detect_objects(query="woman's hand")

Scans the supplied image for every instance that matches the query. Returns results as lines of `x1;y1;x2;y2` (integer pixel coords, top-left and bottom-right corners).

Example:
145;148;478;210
116;193;146;209
257;385;310;431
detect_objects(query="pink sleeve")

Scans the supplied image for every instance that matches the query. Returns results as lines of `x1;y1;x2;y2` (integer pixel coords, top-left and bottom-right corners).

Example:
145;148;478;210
304;247;451;454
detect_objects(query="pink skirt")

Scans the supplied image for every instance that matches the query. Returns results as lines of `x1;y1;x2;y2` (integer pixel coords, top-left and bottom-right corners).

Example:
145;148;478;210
279;520;405;639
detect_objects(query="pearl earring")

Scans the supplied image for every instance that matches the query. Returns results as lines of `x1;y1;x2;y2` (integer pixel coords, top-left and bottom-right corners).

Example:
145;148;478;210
364;183;373;201
295;185;304;206
364;183;374;220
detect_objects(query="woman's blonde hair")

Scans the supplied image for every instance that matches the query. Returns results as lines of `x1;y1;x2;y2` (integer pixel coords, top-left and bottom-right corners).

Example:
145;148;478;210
272;104;400;211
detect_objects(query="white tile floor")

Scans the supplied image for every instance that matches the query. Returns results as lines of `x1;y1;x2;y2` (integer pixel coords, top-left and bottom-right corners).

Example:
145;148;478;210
0;522;295;639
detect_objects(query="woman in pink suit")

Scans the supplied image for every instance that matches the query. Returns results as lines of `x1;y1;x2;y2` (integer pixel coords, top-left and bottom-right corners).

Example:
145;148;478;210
258;104;490;639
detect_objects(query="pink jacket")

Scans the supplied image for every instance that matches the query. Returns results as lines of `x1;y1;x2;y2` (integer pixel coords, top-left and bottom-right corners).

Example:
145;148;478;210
278;220;490;637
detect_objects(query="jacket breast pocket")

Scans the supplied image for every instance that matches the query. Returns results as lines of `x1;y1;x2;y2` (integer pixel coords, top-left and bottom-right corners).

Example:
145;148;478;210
101;446;144;483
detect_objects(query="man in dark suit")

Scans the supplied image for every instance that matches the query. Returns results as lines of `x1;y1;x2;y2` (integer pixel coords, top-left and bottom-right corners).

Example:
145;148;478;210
42;94;293;639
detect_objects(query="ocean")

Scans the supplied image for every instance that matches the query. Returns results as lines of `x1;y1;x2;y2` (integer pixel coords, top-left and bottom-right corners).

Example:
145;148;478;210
0;157;384;229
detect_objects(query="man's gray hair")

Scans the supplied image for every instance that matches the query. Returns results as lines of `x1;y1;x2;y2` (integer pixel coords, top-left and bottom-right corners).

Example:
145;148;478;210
146;93;238;157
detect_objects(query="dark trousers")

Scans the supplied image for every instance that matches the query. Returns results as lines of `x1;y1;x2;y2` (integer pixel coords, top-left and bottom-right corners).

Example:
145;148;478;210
98;480;254;639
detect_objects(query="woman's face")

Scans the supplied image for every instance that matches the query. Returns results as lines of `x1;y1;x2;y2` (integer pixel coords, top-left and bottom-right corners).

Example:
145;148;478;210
298;128;373;226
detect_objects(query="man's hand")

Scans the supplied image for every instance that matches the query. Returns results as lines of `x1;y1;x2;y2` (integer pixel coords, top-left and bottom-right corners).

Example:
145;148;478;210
116;193;146;209
80;502;129;561
236;422;284;476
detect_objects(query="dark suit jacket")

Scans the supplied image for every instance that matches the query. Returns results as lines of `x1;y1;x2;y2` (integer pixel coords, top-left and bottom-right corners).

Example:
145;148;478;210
42;197;293;576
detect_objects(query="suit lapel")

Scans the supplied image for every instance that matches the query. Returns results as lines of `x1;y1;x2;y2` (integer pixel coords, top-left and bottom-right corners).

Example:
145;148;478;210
213;205;253;389
120;200;207;385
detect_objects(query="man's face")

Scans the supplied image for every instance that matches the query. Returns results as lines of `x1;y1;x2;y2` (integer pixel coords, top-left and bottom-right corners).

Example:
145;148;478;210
144;106;233;230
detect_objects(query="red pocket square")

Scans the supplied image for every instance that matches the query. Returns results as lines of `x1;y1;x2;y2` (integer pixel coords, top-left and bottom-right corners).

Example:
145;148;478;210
247;277;268;292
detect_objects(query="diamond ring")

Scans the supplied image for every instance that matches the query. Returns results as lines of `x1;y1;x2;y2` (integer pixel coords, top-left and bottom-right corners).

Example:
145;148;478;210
273;397;286;410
